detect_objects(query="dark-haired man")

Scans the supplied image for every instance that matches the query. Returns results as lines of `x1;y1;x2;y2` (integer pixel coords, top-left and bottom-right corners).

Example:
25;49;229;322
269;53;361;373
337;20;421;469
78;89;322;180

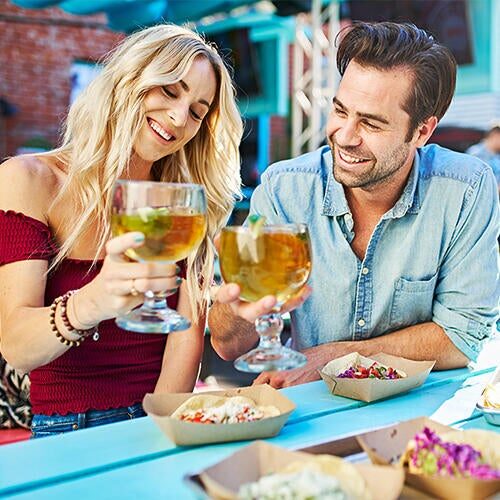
208;22;499;388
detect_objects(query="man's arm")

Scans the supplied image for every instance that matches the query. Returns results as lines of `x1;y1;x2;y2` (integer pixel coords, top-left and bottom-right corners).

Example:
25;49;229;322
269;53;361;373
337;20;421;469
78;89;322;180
254;321;469;388
208;284;312;360
208;302;258;360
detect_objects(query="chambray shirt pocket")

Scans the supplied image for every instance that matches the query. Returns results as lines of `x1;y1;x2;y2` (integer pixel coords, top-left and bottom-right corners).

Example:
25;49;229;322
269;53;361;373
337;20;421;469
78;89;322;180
390;273;438;330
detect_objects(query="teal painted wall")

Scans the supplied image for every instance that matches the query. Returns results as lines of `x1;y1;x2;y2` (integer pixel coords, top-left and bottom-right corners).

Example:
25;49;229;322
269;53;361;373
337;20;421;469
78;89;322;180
198;13;294;117
455;0;492;95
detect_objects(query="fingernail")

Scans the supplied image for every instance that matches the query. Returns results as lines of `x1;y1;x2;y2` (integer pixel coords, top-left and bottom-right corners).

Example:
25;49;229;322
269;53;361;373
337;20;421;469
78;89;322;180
263;296;275;308
134;233;145;243
176;277;182;285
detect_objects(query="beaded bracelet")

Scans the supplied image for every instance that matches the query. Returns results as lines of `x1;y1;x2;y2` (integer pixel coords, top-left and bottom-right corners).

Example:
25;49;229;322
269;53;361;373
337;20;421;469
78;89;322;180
49;298;83;348
60;291;98;340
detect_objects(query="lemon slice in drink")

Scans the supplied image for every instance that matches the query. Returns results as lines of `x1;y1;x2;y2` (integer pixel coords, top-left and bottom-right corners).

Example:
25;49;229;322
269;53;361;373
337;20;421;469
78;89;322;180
236;215;266;264
248;214;266;237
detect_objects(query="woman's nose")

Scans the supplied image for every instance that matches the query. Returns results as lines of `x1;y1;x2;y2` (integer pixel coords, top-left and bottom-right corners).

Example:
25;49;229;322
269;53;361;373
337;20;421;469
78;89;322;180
168;103;189;127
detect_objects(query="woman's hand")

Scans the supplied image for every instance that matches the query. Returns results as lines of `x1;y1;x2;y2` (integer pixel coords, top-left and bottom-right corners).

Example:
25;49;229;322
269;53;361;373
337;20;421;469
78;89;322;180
74;232;181;326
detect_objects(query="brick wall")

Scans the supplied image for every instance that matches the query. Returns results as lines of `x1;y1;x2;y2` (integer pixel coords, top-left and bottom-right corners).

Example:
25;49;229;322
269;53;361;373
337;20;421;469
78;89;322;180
0;0;124;158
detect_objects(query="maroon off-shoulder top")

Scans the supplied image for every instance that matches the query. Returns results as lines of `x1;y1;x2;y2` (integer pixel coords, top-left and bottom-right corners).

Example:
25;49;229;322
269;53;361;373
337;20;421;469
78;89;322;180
0;210;181;415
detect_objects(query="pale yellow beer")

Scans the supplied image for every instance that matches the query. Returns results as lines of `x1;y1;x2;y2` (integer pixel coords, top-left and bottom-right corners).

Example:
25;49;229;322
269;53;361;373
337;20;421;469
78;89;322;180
219;227;311;303
111;209;206;262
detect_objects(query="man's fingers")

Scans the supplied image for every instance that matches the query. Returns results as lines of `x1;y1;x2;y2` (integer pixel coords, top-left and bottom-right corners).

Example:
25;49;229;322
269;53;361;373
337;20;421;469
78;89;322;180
253;371;284;389
235;296;277;323
212;283;240;304
106;232;144;259
253;371;271;385
280;285;312;314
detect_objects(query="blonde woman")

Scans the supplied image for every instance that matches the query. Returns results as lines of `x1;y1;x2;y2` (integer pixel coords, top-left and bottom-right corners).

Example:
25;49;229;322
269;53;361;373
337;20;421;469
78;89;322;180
0;24;242;437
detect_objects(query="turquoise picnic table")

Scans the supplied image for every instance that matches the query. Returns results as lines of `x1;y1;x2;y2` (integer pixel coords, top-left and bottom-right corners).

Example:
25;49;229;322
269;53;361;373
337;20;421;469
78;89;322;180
0;364;497;499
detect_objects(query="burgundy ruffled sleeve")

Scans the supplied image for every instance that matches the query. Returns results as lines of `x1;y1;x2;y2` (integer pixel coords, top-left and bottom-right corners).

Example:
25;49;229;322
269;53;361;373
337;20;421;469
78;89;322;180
0;210;58;265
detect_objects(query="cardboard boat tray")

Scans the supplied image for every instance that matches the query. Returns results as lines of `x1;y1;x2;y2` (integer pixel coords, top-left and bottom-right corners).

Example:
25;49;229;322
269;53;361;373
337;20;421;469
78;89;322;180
184;421;427;499
143;384;295;446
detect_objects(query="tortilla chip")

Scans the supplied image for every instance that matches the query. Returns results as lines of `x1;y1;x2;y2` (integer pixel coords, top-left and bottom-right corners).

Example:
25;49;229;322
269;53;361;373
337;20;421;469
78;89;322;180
171;395;227;419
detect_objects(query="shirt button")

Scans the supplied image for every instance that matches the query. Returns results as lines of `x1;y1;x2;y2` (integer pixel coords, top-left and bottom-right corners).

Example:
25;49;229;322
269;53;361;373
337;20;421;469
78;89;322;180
362;267;369;275
358;319;366;327
72;424;79;430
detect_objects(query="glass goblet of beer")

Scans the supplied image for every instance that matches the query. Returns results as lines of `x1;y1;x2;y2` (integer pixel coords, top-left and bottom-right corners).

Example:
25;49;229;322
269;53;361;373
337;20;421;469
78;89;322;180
111;180;206;333
219;223;311;372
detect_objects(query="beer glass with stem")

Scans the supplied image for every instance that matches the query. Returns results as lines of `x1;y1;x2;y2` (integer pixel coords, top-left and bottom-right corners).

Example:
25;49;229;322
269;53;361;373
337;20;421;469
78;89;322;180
111;180;206;333
219;223;311;372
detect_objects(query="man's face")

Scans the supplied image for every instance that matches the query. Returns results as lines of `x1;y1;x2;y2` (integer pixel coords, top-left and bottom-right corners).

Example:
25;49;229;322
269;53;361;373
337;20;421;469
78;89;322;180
326;61;420;190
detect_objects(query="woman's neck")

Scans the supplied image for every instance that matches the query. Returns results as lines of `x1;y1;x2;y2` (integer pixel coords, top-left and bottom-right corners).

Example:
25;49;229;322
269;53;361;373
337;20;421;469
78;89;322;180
122;153;154;181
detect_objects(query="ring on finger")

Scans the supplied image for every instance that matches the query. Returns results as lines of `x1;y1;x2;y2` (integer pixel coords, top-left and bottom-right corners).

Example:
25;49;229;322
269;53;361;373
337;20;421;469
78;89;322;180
130;279;139;296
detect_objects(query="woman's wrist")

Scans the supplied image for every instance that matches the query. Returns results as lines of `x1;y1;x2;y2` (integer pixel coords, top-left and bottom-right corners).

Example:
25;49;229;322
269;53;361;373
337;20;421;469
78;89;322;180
54;302;84;342
70;286;104;328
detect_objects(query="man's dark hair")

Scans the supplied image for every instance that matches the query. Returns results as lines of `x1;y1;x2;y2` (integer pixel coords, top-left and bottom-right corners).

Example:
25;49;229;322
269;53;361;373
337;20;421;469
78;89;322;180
336;22;457;141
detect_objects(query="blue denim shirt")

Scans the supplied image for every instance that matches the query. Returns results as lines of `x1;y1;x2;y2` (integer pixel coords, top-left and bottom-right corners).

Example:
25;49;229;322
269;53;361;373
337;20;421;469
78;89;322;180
249;145;500;361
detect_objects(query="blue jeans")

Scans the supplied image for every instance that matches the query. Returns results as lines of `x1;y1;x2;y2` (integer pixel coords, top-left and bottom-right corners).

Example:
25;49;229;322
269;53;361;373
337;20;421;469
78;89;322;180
31;403;146;438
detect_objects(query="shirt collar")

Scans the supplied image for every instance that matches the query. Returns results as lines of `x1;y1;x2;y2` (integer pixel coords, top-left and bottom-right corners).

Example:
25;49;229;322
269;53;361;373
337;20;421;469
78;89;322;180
321;147;421;218
321;149;350;217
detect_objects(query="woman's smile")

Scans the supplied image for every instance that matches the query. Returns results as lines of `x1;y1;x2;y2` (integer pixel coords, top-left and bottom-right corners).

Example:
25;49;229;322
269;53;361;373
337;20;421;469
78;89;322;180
147;117;177;144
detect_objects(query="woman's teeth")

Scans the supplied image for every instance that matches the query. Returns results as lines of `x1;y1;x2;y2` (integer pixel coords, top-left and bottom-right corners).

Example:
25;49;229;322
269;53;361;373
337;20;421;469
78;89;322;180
149;119;174;141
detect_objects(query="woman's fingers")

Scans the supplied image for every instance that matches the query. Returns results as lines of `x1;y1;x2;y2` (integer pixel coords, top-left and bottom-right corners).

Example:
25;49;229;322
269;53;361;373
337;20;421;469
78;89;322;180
108;276;183;296
105;232;145;261
104;261;178;280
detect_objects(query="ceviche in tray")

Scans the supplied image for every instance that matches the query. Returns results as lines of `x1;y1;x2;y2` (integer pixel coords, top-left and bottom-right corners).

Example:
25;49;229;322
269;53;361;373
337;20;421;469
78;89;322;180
337;361;406;380
171;394;280;424
401;427;500;480
237;455;371;500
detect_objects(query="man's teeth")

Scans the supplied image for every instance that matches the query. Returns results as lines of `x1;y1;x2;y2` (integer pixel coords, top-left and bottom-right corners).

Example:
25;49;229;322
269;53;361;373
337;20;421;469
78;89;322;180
149;120;173;141
340;151;367;163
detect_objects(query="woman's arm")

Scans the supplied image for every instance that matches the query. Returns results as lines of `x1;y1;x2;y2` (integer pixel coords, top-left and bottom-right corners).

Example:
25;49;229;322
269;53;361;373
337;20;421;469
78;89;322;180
0;157;181;372
0;237;182;372
154;281;205;393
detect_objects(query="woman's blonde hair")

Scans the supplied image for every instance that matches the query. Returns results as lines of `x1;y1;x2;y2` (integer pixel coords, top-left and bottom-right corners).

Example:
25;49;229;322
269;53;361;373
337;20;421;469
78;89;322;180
51;24;242;320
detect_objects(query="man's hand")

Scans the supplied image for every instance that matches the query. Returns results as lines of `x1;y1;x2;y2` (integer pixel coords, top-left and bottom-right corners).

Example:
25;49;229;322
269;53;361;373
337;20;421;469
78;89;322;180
253;364;321;388
252;343;331;388
212;283;312;323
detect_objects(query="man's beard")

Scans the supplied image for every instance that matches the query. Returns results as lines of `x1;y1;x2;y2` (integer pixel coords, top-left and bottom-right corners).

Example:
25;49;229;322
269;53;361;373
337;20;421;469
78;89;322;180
331;141;411;189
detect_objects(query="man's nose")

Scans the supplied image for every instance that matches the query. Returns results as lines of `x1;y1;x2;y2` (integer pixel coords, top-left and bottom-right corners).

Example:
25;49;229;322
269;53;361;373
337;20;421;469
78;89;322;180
335;121;361;147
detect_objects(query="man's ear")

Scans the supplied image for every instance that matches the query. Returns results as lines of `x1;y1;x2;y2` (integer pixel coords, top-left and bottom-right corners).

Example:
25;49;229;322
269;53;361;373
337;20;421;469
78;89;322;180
413;116;438;147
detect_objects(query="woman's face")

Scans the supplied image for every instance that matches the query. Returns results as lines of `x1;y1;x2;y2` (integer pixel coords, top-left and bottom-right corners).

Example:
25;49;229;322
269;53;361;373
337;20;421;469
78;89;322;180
133;56;217;164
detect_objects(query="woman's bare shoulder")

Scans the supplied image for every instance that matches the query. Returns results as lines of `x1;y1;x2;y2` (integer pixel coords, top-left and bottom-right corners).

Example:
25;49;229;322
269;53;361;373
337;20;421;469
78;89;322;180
0;154;65;220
